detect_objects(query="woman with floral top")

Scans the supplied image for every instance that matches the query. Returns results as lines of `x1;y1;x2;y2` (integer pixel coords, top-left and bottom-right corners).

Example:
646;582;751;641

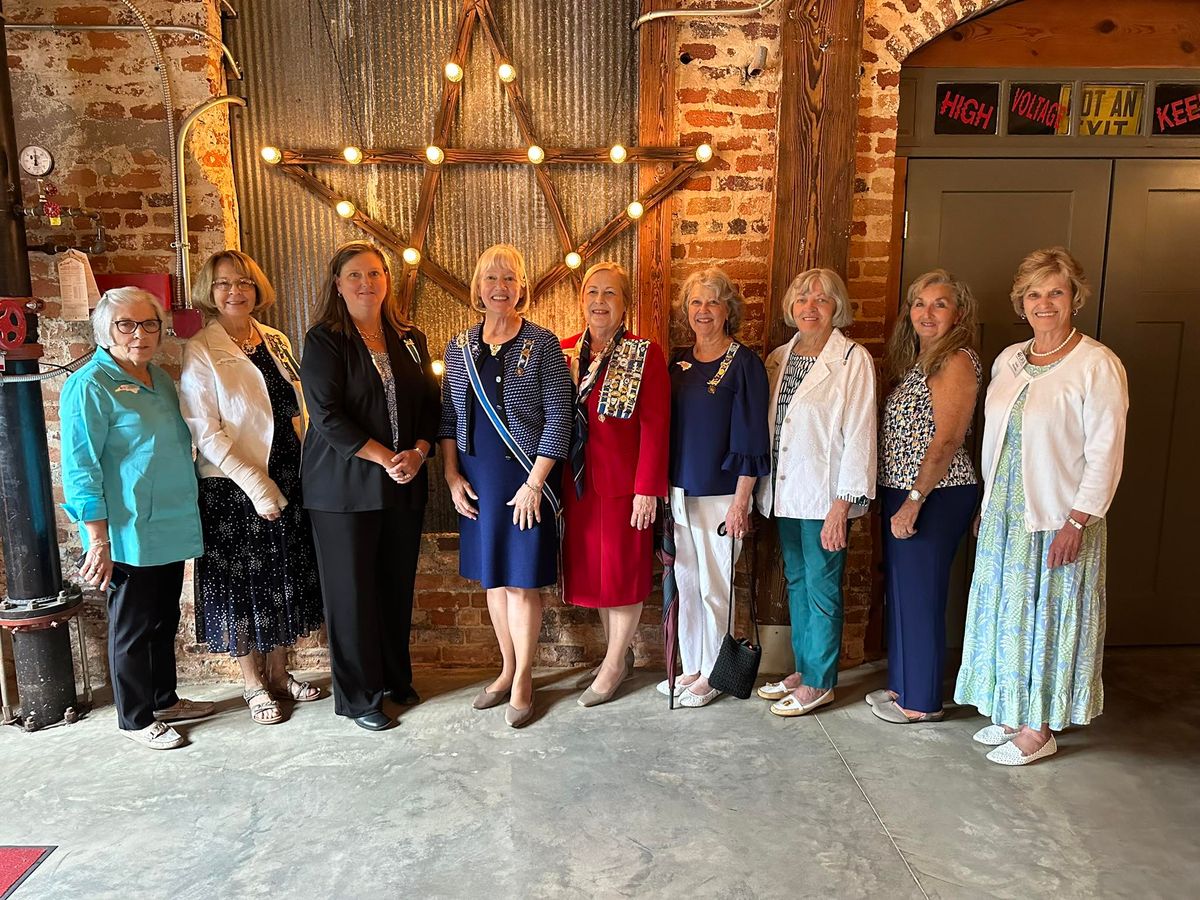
870;269;980;726
755;268;876;718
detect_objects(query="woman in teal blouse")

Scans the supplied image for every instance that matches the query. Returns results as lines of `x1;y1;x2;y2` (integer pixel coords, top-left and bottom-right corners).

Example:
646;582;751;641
60;287;213;751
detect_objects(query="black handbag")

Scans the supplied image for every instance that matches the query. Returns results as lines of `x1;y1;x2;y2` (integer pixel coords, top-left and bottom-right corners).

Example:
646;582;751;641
707;524;761;699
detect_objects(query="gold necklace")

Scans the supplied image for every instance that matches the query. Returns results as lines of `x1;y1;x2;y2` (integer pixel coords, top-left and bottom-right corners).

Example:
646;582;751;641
356;324;384;342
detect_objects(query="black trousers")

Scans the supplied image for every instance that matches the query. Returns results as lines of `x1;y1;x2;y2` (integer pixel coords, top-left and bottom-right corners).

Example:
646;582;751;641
107;560;184;730
309;507;423;718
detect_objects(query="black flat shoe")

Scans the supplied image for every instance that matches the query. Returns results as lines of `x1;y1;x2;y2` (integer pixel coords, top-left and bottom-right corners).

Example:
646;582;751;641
352;711;392;731
388;687;420;706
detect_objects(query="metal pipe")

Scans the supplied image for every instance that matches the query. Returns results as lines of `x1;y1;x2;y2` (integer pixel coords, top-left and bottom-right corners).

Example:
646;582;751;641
3;22;243;79
633;0;779;30
0;1;77;729
177;95;246;304
0;630;13;724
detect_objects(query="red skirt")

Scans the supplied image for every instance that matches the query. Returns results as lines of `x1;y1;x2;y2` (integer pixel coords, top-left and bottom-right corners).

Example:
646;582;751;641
562;485;654;608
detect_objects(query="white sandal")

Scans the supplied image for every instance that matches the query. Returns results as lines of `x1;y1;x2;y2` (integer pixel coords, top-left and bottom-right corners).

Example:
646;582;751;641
972;724;1018;746
986;735;1057;766
678;686;720;708
656;679;690;698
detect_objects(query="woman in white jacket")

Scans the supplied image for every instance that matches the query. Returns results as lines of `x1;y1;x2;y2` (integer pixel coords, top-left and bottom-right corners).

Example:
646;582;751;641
756;269;877;717
180;251;324;725
955;248;1128;766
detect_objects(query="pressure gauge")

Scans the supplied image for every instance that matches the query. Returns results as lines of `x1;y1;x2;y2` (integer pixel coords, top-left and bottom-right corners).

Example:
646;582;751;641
18;145;54;177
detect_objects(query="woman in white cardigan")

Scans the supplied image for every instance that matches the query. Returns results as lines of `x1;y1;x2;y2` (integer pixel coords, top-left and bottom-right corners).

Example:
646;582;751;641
756;268;877;717
955;247;1128;766
179;251;324;725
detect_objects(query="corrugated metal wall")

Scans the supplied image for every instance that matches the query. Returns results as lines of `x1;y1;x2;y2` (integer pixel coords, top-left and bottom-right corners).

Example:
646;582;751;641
224;0;639;529
225;0;639;344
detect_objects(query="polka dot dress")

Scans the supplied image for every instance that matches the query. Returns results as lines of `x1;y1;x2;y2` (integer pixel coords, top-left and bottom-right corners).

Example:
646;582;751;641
194;343;324;656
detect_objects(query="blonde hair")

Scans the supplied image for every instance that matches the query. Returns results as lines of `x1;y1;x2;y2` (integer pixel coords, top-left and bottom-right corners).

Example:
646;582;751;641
1010;247;1091;315
579;261;631;319
314;241;411;335
470;244;529;314
782;268;853;329
674;267;745;339
191;249;276;320
885;269;978;384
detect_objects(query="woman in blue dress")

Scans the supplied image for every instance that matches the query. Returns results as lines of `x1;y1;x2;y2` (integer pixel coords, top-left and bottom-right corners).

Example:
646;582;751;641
955;248;1128;766
659;267;770;708
439;244;574;727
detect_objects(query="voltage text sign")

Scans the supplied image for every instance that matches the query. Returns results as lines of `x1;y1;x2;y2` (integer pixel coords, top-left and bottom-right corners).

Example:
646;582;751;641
1008;83;1071;136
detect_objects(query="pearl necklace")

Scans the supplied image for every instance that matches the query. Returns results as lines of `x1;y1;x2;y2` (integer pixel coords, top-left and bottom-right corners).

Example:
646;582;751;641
1028;327;1077;358
229;323;257;355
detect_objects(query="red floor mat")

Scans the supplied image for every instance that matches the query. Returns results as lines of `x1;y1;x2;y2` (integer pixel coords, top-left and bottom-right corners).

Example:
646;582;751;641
0;847;53;899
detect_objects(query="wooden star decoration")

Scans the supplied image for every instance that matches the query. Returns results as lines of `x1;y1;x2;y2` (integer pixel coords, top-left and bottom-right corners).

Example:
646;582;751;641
259;0;713;312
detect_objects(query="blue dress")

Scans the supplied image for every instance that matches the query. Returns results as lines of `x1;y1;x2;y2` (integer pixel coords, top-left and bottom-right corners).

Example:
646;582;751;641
458;340;560;589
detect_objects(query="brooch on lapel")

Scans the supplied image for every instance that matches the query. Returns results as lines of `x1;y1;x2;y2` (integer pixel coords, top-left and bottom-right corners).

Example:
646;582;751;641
115;383;140;394
675;360;692;371
515;338;535;376
403;337;421;366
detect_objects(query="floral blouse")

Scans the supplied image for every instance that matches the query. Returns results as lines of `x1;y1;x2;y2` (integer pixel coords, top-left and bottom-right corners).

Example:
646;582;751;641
879;348;980;491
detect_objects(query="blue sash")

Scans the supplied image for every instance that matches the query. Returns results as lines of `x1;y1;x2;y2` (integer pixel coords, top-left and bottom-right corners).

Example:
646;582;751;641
460;340;562;520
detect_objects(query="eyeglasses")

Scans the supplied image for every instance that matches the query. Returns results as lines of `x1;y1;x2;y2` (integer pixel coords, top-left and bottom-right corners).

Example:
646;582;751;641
113;318;163;335
213;278;256;294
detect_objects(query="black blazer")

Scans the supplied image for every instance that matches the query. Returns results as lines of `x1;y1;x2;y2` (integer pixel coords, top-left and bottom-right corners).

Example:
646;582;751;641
300;321;440;513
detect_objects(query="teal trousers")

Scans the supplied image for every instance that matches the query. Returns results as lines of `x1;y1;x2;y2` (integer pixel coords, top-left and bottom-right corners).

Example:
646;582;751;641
778;517;848;690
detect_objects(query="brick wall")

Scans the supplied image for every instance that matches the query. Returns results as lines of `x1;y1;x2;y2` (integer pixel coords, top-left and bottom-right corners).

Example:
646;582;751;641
4;1;1002;686
4;0;238;681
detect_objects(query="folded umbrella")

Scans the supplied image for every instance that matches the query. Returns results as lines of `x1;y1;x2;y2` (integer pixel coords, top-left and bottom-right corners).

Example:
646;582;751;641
657;498;679;710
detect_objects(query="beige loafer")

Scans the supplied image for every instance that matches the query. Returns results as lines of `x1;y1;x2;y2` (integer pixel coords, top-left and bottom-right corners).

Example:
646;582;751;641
472;687;510;710
770;689;834;718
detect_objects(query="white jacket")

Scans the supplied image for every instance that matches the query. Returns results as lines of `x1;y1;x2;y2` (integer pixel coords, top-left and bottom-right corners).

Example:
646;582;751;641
179;319;308;516
981;336;1128;532
756;328;877;520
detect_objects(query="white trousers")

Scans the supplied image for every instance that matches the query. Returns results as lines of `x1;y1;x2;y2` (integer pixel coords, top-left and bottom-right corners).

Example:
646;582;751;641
671;487;743;679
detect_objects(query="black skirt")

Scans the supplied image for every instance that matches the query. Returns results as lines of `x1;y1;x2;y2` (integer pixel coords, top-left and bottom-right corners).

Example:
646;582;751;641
194;343;324;656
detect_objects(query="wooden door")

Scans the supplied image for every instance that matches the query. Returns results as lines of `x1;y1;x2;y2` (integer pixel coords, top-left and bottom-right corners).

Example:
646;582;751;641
900;158;1114;643
1098;159;1200;644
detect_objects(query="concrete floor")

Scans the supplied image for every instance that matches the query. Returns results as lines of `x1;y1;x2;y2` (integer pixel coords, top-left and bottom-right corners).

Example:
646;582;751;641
3;647;1198;899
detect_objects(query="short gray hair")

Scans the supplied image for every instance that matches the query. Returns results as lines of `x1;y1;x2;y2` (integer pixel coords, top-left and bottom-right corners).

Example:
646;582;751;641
92;287;167;348
675;267;746;337
782;268;853;329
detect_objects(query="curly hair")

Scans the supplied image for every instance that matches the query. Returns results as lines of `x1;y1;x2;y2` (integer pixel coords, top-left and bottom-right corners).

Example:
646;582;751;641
885;268;978;384
1009;247;1091;316
674;267;745;340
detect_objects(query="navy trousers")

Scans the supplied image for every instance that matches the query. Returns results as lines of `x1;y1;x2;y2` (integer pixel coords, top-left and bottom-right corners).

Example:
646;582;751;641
881;485;977;712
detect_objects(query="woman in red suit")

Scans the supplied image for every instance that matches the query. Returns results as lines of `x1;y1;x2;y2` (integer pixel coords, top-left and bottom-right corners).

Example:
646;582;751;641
562;262;670;708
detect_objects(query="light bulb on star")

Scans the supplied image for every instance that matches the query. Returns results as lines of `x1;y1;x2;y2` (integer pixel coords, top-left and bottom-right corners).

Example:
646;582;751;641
527;145;545;165
444;61;463;83
260;146;282;165
497;63;517;83
609;144;628;164
694;143;714;163
342;146;363;165
431;359;446;377
335;200;356;219
626;201;644;220
564;251;582;270
425;145;445;165
402;247;421;266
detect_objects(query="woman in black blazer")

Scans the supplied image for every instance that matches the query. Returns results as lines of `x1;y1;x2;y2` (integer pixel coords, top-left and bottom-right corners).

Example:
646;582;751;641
301;241;440;731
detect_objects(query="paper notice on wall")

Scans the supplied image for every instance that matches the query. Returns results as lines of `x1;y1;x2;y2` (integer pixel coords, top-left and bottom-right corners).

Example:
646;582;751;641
57;250;101;321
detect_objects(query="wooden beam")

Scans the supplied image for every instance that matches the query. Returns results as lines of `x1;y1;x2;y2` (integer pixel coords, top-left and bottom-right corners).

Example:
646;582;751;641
765;0;864;351
276;165;470;308
636;0;676;350
283;147;697;166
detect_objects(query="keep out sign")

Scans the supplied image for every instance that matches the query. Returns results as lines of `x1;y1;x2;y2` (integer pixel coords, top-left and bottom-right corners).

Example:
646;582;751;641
934;83;1000;135
1152;84;1200;136
1079;84;1144;136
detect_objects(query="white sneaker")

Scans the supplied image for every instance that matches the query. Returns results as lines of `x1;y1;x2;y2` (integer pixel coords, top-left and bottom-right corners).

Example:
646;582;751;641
122;720;185;750
972;724;1018;746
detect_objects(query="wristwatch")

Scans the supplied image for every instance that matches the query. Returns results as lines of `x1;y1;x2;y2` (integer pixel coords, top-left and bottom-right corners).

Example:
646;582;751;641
907;488;925;504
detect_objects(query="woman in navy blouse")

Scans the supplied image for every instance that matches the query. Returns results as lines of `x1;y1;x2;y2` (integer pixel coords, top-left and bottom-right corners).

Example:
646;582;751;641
659;267;770;708
439;244;574;728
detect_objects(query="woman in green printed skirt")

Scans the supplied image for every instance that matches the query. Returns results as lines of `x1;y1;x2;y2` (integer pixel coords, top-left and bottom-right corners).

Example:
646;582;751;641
954;248;1128;766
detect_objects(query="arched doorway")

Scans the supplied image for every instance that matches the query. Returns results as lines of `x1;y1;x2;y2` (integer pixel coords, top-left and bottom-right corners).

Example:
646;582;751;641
895;0;1200;645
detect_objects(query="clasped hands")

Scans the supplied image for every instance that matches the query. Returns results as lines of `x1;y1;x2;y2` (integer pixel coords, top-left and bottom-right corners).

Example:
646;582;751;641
384;448;426;485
